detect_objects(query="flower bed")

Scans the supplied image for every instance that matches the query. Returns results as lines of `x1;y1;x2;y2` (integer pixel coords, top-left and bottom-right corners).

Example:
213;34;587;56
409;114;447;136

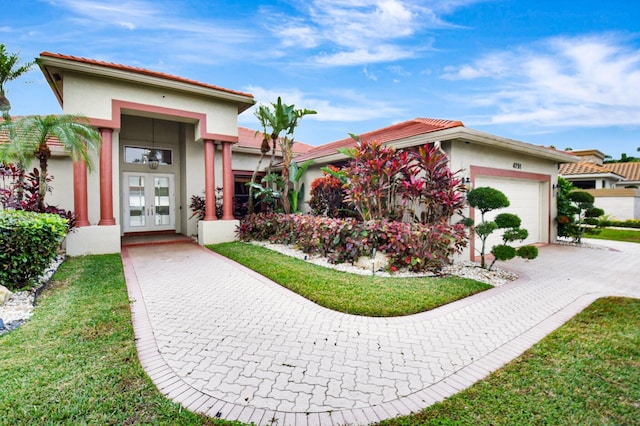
237;213;467;272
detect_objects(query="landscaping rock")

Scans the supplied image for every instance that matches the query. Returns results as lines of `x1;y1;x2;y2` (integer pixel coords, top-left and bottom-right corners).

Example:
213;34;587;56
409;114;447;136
355;251;389;272
0;285;12;305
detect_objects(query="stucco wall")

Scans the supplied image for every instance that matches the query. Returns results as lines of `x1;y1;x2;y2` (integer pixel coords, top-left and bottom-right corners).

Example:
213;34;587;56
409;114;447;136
62;72;240;138
584;188;640;220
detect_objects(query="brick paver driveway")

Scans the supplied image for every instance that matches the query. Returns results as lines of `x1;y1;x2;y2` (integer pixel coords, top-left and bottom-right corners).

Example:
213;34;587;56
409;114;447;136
122;239;640;425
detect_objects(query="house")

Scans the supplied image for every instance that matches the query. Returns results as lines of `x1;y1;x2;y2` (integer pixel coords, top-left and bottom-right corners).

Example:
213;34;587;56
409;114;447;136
3;52;576;258
295;118;576;261
559;149;640;220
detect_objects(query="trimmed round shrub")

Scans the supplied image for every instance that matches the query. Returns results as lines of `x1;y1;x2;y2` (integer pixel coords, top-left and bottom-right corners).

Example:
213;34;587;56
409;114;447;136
494;213;521;229
467;187;510;213
502;228;529;242
567;190;594;207
491;244;517;261
517;245;539;260
585;207;605;218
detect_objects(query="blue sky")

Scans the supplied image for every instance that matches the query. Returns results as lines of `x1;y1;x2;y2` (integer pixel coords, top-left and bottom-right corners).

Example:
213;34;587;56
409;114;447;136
4;0;640;158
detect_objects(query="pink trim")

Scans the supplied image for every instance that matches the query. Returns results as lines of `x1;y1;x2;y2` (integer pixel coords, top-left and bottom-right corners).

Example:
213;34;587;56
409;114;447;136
221;142;234;220
88;100;239;143
98;128;115;225
468;166;552;261
73;160;90;227
203;140;217;221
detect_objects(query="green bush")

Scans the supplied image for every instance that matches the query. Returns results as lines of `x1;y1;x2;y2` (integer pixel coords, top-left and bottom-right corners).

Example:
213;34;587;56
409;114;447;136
491;244;517;261
517;245;539;260
0;210;67;291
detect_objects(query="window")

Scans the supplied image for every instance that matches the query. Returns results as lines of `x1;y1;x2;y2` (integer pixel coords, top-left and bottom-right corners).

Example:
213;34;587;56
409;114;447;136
124;146;173;166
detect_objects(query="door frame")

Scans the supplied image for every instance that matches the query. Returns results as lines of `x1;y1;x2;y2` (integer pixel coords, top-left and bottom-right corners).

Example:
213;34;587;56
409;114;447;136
122;172;176;233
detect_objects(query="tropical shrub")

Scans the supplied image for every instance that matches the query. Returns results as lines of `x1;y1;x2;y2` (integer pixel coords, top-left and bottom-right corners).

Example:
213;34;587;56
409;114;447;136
566;191;605;243
236;213;467;272
556;176;578;238
0;163;76;229
334;136;466;224
404;144;467;224
308;165;352;217
338;137;407;221
0;210;67;290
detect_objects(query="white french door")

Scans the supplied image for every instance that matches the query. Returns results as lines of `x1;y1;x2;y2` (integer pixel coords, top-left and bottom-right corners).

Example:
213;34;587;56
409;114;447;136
123;173;175;233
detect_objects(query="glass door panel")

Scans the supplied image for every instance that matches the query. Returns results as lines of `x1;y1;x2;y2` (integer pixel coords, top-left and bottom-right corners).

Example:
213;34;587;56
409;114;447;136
154;177;171;226
128;176;146;227
123;173;175;233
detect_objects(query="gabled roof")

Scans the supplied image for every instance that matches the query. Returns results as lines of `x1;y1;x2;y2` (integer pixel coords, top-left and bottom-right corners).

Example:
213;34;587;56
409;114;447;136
604;162;640;181
236;127;313;155
560;161;625;178
38;52;255;112
295;118;463;162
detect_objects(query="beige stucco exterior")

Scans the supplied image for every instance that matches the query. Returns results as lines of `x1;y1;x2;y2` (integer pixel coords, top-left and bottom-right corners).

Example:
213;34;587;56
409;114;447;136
15;52;576;258
299;128;571;261
34;52;255;254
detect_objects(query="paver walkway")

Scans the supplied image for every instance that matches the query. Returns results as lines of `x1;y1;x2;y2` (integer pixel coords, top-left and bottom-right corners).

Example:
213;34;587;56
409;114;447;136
121;239;640;425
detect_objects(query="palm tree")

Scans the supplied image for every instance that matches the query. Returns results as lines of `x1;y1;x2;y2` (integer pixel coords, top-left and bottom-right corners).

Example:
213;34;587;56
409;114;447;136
0;44;34;119
250;97;315;214
8;115;101;209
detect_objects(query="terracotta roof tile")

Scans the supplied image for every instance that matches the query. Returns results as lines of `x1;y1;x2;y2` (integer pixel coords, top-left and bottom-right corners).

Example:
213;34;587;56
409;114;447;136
40;52;254;99
295;118;464;162
603;162;640;181
236;126;312;154
559;161;624;177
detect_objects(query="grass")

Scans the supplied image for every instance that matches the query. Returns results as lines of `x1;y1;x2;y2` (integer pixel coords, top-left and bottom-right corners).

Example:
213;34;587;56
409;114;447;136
1;252;637;425
587;227;640;244
0;254;240;426
208;242;491;317
376;297;640;426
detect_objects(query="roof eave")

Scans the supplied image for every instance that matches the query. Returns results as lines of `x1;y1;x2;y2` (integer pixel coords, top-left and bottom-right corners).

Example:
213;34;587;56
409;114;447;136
37;55;255;113
434;127;579;163
560;172;623;180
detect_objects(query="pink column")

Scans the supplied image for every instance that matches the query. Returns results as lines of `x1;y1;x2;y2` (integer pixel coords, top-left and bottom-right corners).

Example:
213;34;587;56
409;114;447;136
221;141;234;220
73;160;90;227
203;139;217;221
98;128;115;225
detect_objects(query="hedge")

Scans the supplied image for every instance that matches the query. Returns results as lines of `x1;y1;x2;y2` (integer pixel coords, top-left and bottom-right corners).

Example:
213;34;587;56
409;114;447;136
236;213;468;272
0;210;67;291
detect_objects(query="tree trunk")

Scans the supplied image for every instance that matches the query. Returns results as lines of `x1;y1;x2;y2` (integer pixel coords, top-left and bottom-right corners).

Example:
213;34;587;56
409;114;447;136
280;139;293;214
35;143;51;210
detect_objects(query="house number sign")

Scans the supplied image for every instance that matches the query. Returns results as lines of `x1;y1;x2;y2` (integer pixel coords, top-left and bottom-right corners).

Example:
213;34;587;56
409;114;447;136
513;162;522;169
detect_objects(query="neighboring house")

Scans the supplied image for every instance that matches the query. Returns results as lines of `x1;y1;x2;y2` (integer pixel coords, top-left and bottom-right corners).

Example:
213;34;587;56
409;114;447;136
559;149;640;220
295;118;576;261
2;52;576;258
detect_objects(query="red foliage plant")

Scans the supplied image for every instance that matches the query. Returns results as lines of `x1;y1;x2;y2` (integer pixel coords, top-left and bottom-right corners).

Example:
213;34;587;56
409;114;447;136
237;213;467;273
308;165;351;217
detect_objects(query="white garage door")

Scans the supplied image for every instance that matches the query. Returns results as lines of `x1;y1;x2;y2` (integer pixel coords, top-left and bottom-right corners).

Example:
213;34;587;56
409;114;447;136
473;177;546;251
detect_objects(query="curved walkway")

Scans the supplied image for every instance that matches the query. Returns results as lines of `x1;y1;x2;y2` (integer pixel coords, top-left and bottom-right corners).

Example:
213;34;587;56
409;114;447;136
121;239;640;425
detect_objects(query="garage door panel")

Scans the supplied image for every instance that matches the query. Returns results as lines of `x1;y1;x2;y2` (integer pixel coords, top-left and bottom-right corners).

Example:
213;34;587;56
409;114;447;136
473;177;544;251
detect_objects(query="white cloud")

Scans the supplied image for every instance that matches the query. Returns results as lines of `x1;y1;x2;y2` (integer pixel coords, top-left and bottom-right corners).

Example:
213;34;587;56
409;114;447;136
242;85;405;123
443;34;640;128
314;45;415;66
363;67;378;81
55;0;160;30
266;0;473;66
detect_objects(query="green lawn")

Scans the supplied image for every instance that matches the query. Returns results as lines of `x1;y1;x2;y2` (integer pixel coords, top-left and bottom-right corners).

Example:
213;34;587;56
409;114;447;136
2;253;637;425
208;242;491;317
0;255;239;426
587;227;640;244
377;297;640;426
